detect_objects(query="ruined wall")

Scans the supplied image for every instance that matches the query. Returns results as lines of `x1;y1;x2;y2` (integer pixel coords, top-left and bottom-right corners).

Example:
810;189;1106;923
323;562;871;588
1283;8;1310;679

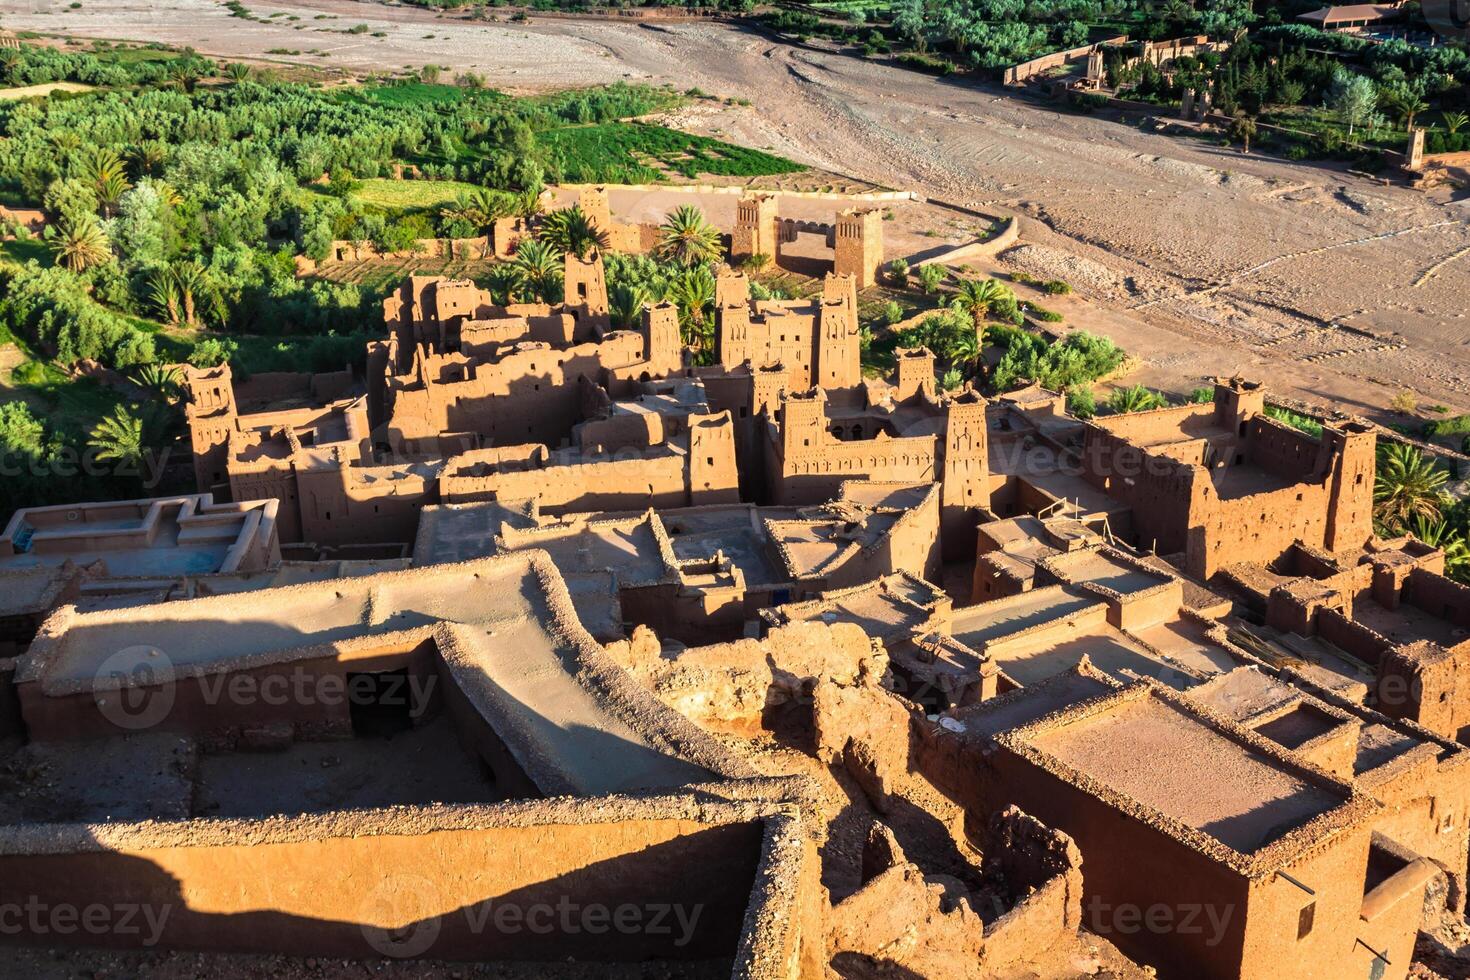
978;806;1084;975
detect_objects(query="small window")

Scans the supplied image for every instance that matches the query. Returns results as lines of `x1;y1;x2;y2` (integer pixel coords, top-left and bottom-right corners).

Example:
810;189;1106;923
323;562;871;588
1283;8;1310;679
1297;902;1314;940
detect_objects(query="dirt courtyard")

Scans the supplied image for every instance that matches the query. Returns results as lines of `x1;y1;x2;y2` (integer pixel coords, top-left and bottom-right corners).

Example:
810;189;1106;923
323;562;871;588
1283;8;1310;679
6;0;1470;418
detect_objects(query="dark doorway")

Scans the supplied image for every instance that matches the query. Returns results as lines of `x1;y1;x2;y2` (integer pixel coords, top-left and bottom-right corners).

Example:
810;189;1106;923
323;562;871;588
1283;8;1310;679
348;669;415;738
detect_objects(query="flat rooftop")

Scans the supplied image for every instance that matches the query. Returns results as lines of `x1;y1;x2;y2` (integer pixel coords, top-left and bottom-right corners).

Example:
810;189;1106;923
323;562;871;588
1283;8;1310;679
659;506;788;586
951;585;1102;649
0;496;264;579
769;574;945;645
413;500;539;567
989;627;1197;690
22;552;738;797
1351;595;1468;648
1048;550;1172;595
1009;686;1354;856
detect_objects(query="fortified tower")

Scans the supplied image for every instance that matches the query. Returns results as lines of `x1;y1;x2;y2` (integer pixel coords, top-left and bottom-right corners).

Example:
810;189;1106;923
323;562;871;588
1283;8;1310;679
731;194;779;266
941;387;990;560
1323;420;1377;554
564;250;610;332
894;348;937;403
813;273;861;390
833;208;883;289
642;302;683;378
182;364;239;496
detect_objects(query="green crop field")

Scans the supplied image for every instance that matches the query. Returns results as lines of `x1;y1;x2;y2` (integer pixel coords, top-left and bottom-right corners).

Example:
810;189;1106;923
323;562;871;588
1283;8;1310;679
350;177;483;210
542;122;803;183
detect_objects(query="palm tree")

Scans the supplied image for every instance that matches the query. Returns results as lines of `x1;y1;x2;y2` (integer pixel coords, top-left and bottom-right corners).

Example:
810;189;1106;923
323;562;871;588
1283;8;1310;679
609;283;651;331
656;205;722;267
131;140;169;178
951;278;1012;336
226;62;251;82
132;363;182;402
666;265;716;354
539;205;610;260
95;169;131;219
1444;111;1469;136
166;60;201;93
1106;384;1167;414
1408;515;1470;582
513;187;545;222
1383;89;1428;131
88;405;146;471
147;262;225;327
1375;443;1450;530
147;266;182;325
75;146;130;217
48;214;112;272
439;188;509;236
509;239;563;303
948;327;982;376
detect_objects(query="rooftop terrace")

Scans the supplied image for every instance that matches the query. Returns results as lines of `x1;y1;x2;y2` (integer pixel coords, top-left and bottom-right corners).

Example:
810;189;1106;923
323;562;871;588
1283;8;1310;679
1004;685;1365;861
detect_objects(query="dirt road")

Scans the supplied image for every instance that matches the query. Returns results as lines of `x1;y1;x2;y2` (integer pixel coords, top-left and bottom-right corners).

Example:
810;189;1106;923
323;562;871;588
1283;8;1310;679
6;0;1469;416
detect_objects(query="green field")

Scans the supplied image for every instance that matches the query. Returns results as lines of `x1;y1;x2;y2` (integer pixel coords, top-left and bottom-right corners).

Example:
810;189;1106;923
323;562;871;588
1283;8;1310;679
350;177;483;210
542;122;803;183
352;82;504;108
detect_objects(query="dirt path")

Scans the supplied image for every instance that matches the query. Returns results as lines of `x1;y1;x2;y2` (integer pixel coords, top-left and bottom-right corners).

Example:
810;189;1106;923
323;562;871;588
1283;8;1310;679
7;0;1470;417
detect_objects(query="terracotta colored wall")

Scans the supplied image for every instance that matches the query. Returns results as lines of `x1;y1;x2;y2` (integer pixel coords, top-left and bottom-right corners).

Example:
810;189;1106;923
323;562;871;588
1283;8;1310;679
987;747;1251;979
1238;823;1373;980
0;819;762;962
19;641;437;742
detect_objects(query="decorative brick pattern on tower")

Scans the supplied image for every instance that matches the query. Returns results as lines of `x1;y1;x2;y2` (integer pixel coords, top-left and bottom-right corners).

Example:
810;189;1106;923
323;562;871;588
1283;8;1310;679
714;271;861;392
941;388;990;561
563;250;610;332
182;364;239;497
641;302;683;378
833;208;884;289
731;193;779;265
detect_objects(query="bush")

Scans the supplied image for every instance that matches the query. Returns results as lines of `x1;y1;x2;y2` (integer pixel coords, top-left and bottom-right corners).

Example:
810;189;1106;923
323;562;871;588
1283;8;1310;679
1426;414;1470;438
887;258;909;287
1067;385;1096;419
1042;280;1071;295
897;53;956;76
989;327;1125;393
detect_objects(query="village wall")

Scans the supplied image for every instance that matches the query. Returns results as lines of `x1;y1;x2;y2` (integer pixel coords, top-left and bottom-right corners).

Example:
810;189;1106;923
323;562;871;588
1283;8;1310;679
0;814;762;961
